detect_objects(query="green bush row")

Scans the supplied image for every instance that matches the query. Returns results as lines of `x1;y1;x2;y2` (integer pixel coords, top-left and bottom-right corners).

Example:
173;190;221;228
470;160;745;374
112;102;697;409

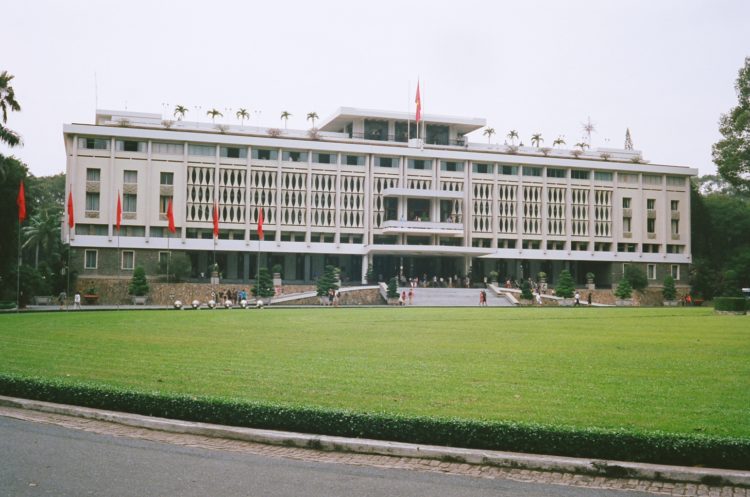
714;297;748;312
1;373;748;470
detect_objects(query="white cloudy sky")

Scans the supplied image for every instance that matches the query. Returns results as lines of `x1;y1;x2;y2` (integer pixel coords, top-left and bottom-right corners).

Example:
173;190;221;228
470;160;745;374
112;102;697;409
3;0;749;177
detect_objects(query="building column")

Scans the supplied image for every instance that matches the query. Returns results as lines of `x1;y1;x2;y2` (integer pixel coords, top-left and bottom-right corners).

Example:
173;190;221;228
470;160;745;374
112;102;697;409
243;252;250;282
361;253;369;284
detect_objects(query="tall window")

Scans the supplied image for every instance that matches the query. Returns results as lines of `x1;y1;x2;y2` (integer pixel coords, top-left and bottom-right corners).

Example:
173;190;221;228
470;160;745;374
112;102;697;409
647;264;656;280
671;265;680;279
85;192;100;211
622;197;631;208
84;250;98;269
121;250;135;270
159;195;172;214
671;219;679;235
647;198;656;210
123;194;137;213
160;172;174;185
647;218;656;233
671;200;679;211
123;170;138;184
623;217;631;232
86;168;101;181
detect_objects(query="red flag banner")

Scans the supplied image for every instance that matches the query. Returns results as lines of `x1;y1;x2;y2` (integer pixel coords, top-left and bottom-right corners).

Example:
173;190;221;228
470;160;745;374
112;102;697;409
415;81;422;124
212;202;219;238
67;190;75;229
257;207;264;241
17;181;26;223
116;191;122;232
167;198;176;234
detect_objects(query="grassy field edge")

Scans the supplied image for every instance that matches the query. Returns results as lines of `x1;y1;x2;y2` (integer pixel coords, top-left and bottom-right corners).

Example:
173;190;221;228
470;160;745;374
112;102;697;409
1;372;748;470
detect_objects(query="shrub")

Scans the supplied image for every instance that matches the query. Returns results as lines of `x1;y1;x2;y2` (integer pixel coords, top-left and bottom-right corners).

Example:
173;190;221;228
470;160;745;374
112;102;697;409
252;267;275;298
713;297;747;313
586;272;595;281
662;275;677;301
624;266;647;292
520;279;533;300
720;270;742;297
128;267;149;296
271;264;283;277
158;252;192;282
0;373;747;470
615;278;633;300
387;277;399;299
555;270;575;298
316;265;339;297
366;264;375;284
489;271;499;283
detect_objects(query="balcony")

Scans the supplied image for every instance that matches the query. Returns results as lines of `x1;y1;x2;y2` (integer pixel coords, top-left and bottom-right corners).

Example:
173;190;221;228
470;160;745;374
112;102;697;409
382;187;463;200
382;220;464;236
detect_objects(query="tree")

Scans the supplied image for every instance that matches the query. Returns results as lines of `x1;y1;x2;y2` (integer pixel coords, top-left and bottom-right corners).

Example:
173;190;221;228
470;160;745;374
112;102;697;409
316;265;339;296
520;279;533;300
615;278;633;300
173;105;188;121
306;112;319;128
555;269;575;298
624;128;633;150
713;57;750;193
280;111;292;129
720;269;742;297
158;252;192;282
366;263;374;284
624;265;647;291
553;136;565;148
252;267;275;298
128;267;149;296
483;127;495;143
0;70;22;148
507;129;519;145
236;108;249;126
531;133;543;148
387;277;399;298
22;208;61;268
662;274;677;301
206;108;223;123
575;142;590;151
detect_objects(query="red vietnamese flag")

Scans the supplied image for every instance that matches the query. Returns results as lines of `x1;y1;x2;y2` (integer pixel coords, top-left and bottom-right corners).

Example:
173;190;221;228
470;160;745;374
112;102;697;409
415;80;422;124
115;191;122;232
212;202;219;238
167;198;176;234
257;207;264;241
17;181;26;223
67;190;75;228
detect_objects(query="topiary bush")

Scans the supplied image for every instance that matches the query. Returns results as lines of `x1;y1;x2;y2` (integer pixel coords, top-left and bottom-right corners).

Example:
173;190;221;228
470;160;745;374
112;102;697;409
520;279;533;300
128;267;149;296
615;278;633;300
662;275;677;301
252;267;275;298
387;277;399;299
555;270;575;298
713;297;747;313
316;265;339;297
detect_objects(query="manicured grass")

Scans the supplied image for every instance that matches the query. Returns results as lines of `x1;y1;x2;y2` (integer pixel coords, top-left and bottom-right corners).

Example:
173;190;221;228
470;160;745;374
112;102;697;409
0;307;748;438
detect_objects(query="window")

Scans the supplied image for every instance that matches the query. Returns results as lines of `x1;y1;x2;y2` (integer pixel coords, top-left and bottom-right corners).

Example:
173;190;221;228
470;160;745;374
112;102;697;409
84;250;98;269
647;264;656;280
123;194;137;213
188;144;215;156
667;244;685;254
546;168;566;178
123;170;138;184
571;170;590;180
547;240;565;250
441;161;464;172
594;242;611;251
619;173;638;184
618;243;637;252
643;174;662;186
647;198;656;210
622;217;631;232
671;264;680;280
159;195;172;214
408;159;432;170
522;166;542;177
344;154;364;166
571;241;589;251
121;250;135;270
594;171;613;181
85;192;99;211
282;150;308;162
86;168;101;181
646;218;655;233
622;197;631;208
499;165;518;175
666;176;685;187
252;148;278;160
221;146;247;159
643;243;660;253
116;140;145;152
670;200;679;211
522;240;541;249
153;142;183;155
160;172;174;185
671;219;679;235
79;138;109;150
472;163;492;174
313;152;335;164
159;251;170;266
374;156;395;168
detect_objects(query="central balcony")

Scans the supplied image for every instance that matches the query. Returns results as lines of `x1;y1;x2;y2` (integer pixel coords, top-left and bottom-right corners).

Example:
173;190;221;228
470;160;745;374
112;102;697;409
382;187;463;200
382;220;464;236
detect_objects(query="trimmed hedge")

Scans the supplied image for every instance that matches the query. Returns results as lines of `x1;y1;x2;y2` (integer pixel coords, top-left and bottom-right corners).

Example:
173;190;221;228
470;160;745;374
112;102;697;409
714;297;748;313
1;373;748;470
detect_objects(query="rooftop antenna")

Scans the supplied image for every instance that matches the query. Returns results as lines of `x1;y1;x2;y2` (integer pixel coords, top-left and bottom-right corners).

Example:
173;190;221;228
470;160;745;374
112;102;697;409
582;116;596;146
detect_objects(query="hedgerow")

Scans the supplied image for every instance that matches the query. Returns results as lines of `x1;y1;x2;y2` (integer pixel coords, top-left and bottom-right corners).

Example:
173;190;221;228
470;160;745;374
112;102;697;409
1;373;748;470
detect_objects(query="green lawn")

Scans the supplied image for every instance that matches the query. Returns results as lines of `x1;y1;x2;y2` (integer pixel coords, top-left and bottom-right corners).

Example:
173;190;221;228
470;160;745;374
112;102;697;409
0;307;748;438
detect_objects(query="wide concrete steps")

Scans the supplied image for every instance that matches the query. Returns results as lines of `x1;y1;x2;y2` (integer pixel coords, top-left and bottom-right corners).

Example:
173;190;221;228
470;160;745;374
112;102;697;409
397;287;514;307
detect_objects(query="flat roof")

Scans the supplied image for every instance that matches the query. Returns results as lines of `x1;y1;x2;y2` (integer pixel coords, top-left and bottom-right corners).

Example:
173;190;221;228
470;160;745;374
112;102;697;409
318;106;486;135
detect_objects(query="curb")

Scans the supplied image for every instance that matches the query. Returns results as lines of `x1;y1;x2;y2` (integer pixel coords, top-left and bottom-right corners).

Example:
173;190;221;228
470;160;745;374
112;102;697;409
1;395;748;487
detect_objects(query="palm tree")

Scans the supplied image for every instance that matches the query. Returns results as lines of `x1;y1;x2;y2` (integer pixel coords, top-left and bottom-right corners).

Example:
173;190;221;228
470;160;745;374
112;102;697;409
530;133;543;148
0;70;22;148
306;111;319;128
507;130;519;145
173;105;188;121
483;127;496;144
553;136;566;148
575;142;590;151
207;109;223;123
22;208;61;268
236;108;250;126
280;111;292;129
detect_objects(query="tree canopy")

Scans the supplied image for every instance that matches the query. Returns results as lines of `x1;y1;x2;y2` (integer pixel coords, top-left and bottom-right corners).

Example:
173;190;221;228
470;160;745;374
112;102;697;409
713;57;750;193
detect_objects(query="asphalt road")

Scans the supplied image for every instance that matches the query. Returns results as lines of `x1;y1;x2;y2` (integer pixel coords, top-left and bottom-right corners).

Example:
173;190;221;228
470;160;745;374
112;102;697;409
0;416;654;497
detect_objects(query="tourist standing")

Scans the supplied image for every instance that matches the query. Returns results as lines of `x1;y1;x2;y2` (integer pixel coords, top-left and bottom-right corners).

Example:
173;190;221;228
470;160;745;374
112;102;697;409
587;292;592;306
408;287;414;305
73;292;81;310
574;291;581;306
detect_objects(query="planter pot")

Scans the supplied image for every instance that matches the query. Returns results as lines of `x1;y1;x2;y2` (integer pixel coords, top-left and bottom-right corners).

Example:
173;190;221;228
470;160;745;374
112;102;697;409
615;299;634;306
273;273;282;287
558;298;575;307
663;300;680;307
132;296;147;305
387;297;400;306
210;271;220;285
586;283;596;291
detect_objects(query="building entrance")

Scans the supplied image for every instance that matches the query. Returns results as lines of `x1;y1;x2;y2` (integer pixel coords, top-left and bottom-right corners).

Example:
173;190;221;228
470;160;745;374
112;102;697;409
372;255;464;285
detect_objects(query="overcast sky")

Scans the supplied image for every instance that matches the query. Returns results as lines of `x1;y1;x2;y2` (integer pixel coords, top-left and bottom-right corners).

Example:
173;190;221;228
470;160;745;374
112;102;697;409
3;0;749;177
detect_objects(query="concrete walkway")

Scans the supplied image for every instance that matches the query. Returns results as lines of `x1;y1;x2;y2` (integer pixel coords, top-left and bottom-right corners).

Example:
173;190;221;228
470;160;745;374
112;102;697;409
397;287;514;307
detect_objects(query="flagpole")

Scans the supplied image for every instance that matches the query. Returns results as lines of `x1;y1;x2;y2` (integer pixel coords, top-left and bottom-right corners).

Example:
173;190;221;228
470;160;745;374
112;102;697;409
16;218;21;313
407;80;411;142
66;223;71;311
166;231;171;285
117;228;120;311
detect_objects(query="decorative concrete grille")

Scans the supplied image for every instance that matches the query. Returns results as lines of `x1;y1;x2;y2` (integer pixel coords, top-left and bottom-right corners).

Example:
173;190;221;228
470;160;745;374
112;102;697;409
547;187;566;236
407;178;431;190
571;188;589;236
472;182;492;232
340;175;365;228
497;184;517;233
311;174;336;227
594;189;612;237
250;169;276;225
281;172;306;226
522;186;542;234
372;176;399;228
186;166;215;222
440;180;463;193
218;168;246;223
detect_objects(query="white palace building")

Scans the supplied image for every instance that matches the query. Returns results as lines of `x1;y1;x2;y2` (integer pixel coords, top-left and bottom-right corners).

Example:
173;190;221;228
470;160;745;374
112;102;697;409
63;107;696;288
